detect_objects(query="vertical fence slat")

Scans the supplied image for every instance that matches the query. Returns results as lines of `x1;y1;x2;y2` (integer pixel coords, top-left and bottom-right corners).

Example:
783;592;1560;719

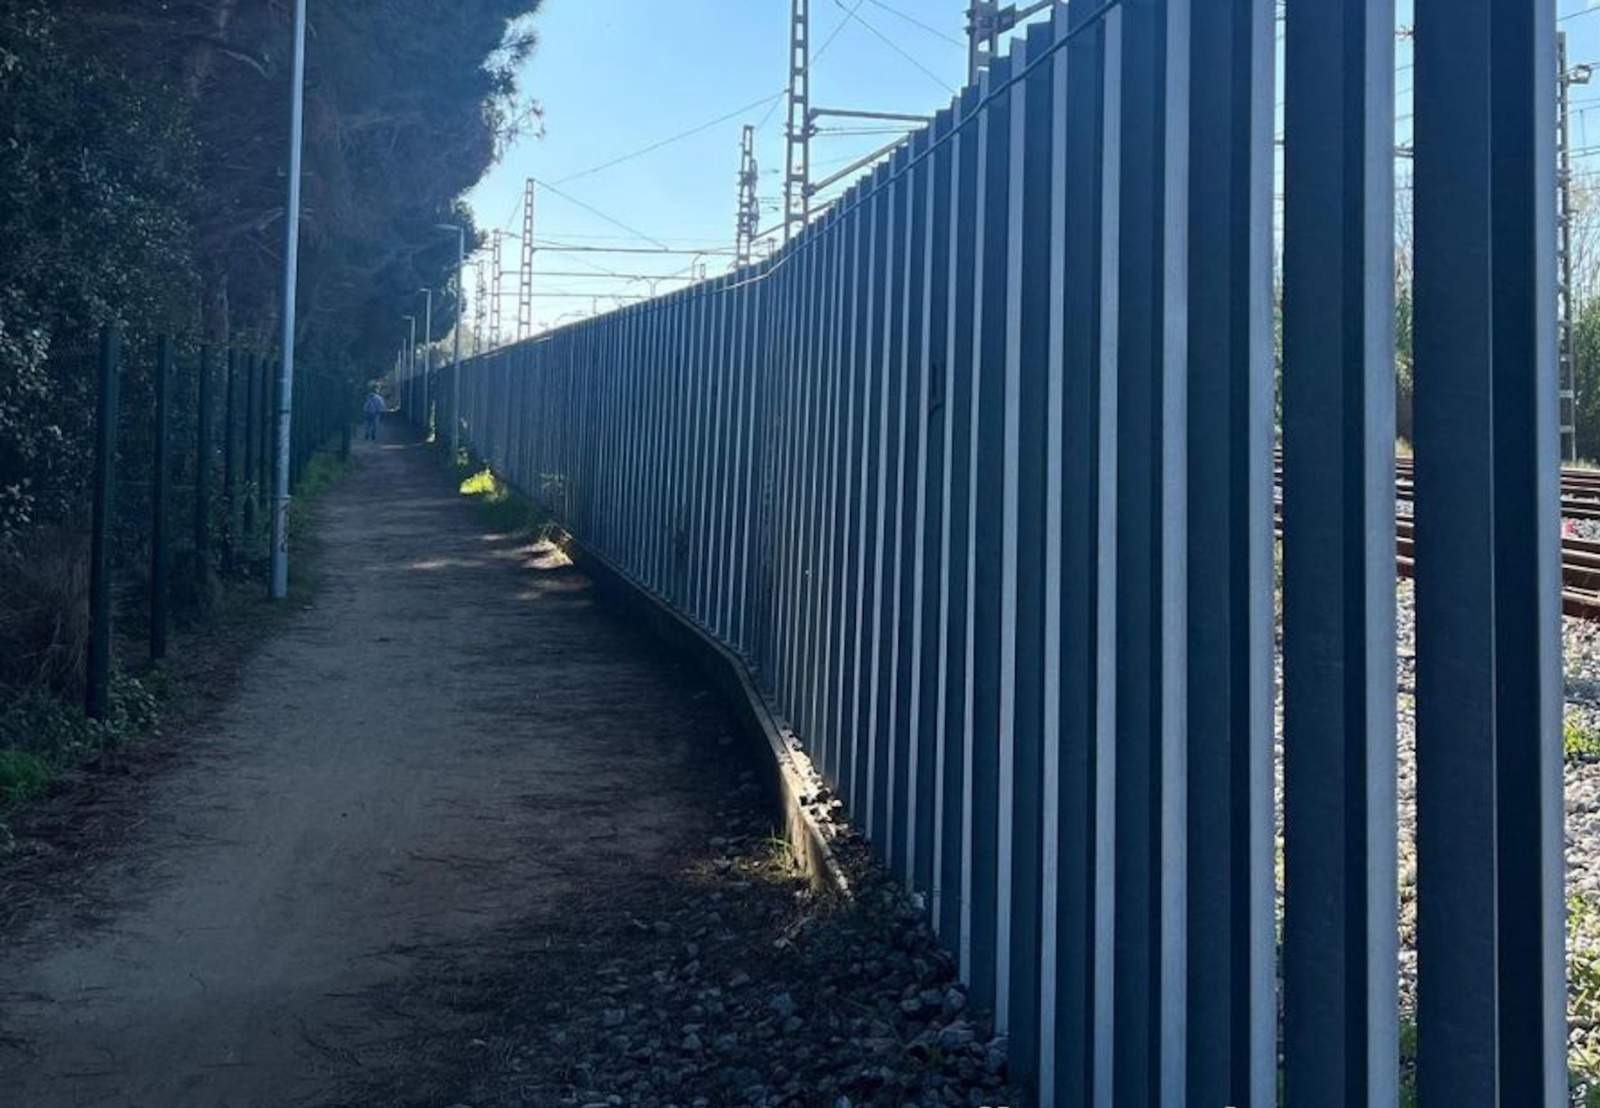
869;154;904;855
915;103;954;916
1111;0;1166;1094
1414;3;1497;1102
1051;6;1105;1101
1007;21;1052;1079
942;82;981;965
897;124;932;891
829;196;863;795
1281;0;1398;1105
970;48;1012;1024
1415;0;1566;1102
1183;0;1274;1102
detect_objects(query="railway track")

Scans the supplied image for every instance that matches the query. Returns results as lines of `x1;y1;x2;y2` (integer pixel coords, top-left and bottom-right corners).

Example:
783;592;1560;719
1275;458;1600;618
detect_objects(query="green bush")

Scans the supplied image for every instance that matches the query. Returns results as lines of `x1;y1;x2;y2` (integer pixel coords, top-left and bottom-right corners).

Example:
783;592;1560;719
0;749;51;806
0;670;159;827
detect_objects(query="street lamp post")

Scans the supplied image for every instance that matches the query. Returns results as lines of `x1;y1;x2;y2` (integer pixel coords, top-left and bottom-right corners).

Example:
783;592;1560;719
435;223;466;456
269;0;308;600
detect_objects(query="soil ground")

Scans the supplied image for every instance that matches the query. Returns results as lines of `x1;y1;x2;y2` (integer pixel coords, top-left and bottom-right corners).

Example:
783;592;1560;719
0;425;767;1106
0;423;1021;1108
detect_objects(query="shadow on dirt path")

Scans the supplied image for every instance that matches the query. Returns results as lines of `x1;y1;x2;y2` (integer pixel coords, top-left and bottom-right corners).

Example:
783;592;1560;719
0;422;756;1107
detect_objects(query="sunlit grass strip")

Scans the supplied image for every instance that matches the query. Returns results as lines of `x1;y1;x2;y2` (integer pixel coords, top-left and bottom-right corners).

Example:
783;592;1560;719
456;465;550;538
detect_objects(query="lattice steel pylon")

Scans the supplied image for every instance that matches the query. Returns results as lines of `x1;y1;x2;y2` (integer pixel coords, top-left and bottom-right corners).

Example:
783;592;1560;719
489;232;505;348
519;179;535;340
735;125;760;268
473;257;488;355
782;0;811;243
965;1;998;84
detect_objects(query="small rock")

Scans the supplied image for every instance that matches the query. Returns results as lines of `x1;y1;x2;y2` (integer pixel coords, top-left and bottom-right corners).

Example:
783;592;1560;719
984;1035;1008;1075
941;986;967;1018
602;1008;626;1028
938;1020;976;1050
768;991;797;1019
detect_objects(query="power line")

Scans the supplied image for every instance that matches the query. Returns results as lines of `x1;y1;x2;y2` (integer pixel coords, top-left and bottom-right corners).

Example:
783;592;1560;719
863;0;965;48
831;0;955;92
532;178;673;250
535;241;738;256
553;90;786;186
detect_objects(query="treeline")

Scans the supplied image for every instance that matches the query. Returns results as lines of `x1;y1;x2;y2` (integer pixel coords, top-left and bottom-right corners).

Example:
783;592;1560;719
0;0;541;710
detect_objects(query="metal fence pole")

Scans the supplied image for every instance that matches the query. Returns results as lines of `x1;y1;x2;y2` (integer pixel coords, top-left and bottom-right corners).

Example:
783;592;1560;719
194;343;213;577
259;353;273;521
222;346;238;573
243;351;258;542
86;326;121;719
150;334;172;660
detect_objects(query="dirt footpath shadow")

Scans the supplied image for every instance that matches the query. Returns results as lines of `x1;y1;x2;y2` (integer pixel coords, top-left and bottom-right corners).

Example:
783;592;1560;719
0;426;769;1107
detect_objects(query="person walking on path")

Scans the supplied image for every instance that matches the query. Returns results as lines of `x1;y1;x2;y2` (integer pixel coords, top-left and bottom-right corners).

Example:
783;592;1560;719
362;387;386;441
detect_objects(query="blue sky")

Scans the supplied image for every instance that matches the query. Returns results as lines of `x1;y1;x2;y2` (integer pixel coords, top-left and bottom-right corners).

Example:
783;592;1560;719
460;0;1600;340
464;0;990;337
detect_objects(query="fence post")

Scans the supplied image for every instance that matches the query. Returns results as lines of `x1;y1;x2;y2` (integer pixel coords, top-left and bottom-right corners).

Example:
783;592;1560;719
259;353;272;519
194;343;213;576
150;334;172;661
243;351;258;543
86;326;121;719
222;346;238;572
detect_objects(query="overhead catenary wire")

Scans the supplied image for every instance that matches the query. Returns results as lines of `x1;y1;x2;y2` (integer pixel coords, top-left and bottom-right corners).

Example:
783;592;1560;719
531;178;673;250
830;0;955;92
553;89;786;186
862;0;965;48
534;241;738;256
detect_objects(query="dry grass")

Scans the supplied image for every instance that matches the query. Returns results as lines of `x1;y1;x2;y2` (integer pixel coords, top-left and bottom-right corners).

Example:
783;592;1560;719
0;525;90;698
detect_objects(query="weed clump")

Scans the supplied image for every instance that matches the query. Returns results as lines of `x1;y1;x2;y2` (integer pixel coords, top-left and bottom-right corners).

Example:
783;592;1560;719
456;464;551;538
0;670;159;834
0;525;91;697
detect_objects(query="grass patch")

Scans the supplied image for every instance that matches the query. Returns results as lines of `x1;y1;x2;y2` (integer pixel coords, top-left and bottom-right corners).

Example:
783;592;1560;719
1573;895;1600;1104
295;447;355;503
1567;712;1600;763
0;670;159;838
0;750;52;807
1399;1016;1418;1107
455;463;550;538
284;444;356;598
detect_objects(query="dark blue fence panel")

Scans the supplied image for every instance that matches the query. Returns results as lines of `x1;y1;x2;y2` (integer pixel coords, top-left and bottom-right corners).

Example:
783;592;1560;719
432;1;1565;1100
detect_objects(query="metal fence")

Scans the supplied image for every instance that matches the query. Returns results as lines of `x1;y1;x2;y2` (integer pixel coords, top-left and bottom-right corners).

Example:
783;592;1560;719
63;330;352;715
427;2;1564;1103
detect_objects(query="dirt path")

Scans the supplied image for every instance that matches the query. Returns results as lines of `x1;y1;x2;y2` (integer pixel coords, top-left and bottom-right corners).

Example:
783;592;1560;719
0;425;749;1107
